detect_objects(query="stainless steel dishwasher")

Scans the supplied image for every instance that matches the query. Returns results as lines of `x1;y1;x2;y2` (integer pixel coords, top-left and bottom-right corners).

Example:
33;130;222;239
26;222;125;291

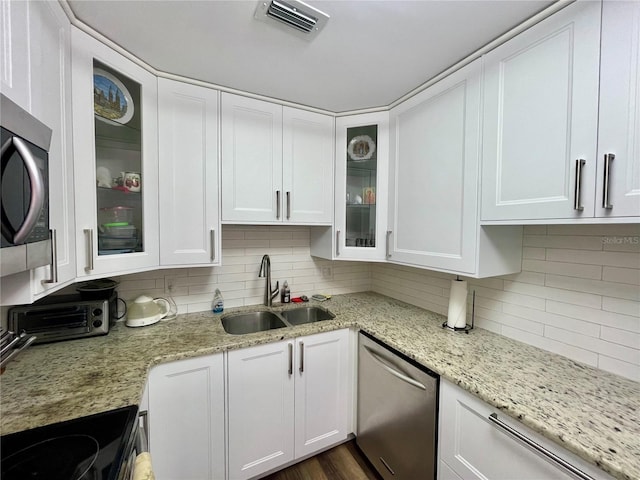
357;331;439;479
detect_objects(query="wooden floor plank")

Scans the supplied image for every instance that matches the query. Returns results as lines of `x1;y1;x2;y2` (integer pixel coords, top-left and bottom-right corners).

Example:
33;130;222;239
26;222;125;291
262;441;381;480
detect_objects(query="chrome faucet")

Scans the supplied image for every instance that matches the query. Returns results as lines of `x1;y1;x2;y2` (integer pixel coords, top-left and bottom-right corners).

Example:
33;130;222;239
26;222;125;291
258;254;279;307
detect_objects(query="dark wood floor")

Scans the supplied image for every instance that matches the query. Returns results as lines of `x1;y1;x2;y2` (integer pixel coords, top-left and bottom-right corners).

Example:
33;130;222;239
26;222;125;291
262;441;382;480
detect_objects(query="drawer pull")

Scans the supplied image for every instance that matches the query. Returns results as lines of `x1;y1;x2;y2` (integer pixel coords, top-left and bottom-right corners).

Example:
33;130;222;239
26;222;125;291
488;413;594;480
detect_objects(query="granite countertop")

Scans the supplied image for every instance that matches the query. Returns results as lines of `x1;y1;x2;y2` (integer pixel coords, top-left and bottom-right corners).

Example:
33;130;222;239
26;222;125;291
1;292;638;480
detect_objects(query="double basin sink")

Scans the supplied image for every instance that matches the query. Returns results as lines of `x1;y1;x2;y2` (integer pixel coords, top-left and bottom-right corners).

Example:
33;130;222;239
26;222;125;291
221;306;335;335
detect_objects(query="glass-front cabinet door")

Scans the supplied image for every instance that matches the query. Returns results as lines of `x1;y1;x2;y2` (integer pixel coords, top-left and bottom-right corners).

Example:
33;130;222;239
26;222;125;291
72;28;158;277
334;112;389;261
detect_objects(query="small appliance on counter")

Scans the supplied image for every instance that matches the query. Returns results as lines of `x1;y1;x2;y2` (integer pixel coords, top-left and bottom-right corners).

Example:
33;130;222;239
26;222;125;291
8;279;125;344
1;405;139;480
125;295;171;328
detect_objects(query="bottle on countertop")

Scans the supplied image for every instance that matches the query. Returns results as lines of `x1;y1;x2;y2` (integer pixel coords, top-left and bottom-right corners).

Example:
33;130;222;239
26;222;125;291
212;288;224;313
281;281;291;304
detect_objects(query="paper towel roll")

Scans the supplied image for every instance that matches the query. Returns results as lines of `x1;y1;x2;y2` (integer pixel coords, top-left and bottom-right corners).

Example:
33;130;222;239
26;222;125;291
447;279;468;329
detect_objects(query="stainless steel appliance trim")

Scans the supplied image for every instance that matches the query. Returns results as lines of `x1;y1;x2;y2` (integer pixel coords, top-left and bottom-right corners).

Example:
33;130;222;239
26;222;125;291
138;410;150;453
42;229;58;284
276;190;281;219
379;457;396;476
488;413;595;480
603;153;614;209
286;191;291;219
1;136;46;244
210;229;216;261
363;344;426;390
336;229;340;256
574;158;585;211
0;94;52;151
299;340;304;373
288;342;293;375
85;228;94;271
357;332;438;480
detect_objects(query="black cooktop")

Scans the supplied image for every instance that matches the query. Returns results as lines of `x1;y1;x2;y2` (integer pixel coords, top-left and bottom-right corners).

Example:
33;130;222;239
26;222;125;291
1;405;138;480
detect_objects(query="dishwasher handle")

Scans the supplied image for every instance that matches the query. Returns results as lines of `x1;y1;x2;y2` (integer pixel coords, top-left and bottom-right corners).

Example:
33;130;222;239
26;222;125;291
363;345;426;391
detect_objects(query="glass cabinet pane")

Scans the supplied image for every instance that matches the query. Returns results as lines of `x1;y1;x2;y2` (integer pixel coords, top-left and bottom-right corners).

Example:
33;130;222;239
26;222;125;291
93;60;143;256
346;125;377;248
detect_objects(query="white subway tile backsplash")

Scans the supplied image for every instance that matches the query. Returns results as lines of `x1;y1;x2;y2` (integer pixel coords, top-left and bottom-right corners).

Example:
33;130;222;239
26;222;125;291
502;303;601;337
522;247;546;260
504;280;602;309
546;248;640;268
546;300;640;333
523;235;604;250
521;259;602;280
602;266;640;285
598;355;640;381
600;327;640;350
545;274;640;301
501;326;599;367
111;224;638;382
545;325;640;365
371;225;640;381
602;297;640;318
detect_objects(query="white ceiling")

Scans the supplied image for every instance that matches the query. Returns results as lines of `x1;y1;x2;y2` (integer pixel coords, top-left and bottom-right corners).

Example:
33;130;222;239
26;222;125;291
67;0;555;113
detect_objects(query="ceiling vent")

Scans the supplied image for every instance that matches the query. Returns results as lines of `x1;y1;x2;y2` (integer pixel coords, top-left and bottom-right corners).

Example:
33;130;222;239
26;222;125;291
254;0;329;39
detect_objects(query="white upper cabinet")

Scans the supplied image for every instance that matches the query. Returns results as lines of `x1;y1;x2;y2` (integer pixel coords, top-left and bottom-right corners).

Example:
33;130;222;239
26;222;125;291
481;1;602;222
282;107;334;224
1;0;76;305
596;1;640;218
388;59;522;277
221;92;333;225
313;112;390;261
158;78;220;266
72;27;159;277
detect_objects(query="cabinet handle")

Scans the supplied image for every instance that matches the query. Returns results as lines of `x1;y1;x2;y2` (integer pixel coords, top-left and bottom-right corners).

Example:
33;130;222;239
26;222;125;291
84;229;94;272
488;413;595;480
573;159;586;211
286;191;291;220
386;230;392;259
363;345;426;390
299;341;304;373
276;190;281;219
288;342;293;375
210;229;216;261
42;229;58;284
336;230;340;257
602;153;614;209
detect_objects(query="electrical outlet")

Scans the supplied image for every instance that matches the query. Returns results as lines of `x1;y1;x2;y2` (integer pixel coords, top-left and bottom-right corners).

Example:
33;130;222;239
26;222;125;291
321;266;333;279
165;278;175;294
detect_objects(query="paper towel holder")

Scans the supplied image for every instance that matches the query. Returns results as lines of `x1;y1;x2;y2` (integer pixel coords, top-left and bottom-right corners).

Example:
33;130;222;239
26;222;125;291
442;289;475;334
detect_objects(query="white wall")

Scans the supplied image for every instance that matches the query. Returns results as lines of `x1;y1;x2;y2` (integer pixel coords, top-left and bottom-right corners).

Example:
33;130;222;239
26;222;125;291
372;224;640;382
115;225;372;312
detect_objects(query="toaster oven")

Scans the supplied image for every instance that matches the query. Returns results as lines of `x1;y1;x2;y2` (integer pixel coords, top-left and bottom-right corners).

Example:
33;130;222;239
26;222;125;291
8;294;113;344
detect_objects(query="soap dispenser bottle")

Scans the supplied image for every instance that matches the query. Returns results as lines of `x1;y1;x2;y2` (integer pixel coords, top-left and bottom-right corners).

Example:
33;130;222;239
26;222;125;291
212;288;224;313
281;281;291;304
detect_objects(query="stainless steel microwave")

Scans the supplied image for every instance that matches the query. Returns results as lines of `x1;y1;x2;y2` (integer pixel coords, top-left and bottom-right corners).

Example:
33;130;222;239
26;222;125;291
1;94;52;277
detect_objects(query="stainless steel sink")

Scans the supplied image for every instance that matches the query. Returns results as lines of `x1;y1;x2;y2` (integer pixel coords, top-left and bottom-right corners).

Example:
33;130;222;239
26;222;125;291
280;306;335;325
221;311;287;335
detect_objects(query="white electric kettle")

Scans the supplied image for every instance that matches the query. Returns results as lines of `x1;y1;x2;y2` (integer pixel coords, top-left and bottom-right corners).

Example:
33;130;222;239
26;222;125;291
125;295;171;327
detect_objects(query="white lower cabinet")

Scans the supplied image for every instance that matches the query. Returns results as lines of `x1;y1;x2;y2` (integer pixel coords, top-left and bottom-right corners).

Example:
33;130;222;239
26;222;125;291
147;354;225;480
227;328;352;480
438;379;612;480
